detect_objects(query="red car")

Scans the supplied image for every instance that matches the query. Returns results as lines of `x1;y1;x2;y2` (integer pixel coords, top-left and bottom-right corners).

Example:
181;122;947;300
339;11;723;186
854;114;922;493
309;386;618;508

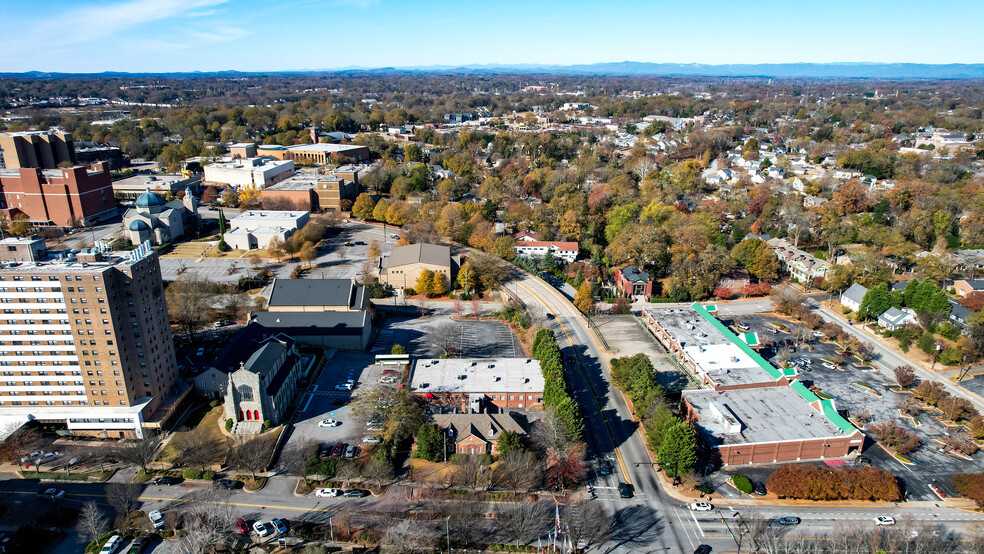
236;518;249;534
331;442;345;457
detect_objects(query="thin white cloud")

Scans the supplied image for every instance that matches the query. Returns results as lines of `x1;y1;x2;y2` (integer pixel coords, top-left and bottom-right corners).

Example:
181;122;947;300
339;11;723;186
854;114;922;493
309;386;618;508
3;0;229;49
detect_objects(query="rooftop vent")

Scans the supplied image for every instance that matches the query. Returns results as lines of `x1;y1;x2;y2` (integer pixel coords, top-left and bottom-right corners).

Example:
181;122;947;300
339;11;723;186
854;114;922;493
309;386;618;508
457;374;466;380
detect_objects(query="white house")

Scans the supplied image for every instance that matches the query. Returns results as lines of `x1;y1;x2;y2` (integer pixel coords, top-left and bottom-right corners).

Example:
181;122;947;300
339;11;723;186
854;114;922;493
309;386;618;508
878;307;918;331
840;283;868;312
513;241;579;264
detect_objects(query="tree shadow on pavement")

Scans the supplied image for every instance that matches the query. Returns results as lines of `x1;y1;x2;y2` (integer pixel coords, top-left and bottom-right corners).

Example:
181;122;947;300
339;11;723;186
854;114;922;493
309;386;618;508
606;504;665;552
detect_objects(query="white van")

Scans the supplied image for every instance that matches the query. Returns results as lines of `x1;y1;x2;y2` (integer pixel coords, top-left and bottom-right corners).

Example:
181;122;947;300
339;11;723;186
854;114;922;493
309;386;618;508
99;535;122;554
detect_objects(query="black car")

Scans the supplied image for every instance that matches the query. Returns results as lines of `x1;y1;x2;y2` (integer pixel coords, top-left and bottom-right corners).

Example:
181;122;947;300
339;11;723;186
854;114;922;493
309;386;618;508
857;456;872;467
215;479;242;490
125;534;152;554
153;476;179;486
777;516;801;526
331;398;349;406
599;462;612;476
617;483;632;498
753;482;767;496
694;545;712;554
343;489;370;497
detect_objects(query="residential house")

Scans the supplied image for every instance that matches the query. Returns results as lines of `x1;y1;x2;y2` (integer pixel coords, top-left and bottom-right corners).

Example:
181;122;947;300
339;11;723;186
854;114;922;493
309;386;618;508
513;241;579;264
803;195;828;209
954;279;984;297
513;230;540;242
840;283;869;312
949;300;973;329
878;307;919;331
615;267;653;297
767;238;830;285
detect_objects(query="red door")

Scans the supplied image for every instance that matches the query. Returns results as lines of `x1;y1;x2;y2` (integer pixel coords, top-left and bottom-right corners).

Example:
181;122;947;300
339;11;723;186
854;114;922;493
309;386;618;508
238;409;244;421
254;410;260;421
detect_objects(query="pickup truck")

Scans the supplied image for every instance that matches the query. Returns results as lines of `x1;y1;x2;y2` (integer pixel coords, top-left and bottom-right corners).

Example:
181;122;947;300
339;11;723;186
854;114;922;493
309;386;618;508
148;510;165;529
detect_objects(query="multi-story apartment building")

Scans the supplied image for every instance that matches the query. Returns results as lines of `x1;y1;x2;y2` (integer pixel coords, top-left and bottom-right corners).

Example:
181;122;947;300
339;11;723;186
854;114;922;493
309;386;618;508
0;243;180;438
0;130;76;169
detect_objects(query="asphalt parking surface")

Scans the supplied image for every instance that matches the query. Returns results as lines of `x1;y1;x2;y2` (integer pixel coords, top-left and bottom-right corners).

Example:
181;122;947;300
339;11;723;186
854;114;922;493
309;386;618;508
731;313;984;501
371;315;523;358
594;314;690;391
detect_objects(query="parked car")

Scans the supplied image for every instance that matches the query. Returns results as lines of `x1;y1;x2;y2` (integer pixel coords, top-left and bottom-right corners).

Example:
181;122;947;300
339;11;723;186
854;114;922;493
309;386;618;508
215;479;241;490
366;420;384;429
271;518;288;534
822;362;837;370
316;488;341;498
344;488;370;497
235;518;249;534
753;482;766;496
618;482;632;498
334;382;353;391
318;418;340;428
253;521;271;536
379;375;398;384
874;516;896;526
153;476;180;486
68;456;82;465
390;234;399;239
125;534;151;554
694;546;712;554
331;442;345;457
344;445;358;458
362;436;383;444
856;456;872;467
99;535;122;554
777;516;801;526
148;509;165;529
36;451;59;464
736;323;750;331
20;450;43;463
38;488;65;500
689;502;713;511
196;347;205;356
331;399;349;406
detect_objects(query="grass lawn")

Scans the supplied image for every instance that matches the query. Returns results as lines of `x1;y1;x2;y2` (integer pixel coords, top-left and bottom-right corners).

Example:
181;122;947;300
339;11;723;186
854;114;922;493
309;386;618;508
161;404;230;464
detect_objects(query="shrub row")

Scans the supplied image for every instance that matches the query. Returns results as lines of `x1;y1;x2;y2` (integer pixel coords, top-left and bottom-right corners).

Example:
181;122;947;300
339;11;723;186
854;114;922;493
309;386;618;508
766;464;901;502
531;329;583;441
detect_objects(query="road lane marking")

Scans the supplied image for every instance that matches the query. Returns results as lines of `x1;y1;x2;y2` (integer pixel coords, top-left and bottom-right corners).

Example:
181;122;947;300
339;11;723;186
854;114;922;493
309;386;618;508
690;510;705;537
513;278;632;485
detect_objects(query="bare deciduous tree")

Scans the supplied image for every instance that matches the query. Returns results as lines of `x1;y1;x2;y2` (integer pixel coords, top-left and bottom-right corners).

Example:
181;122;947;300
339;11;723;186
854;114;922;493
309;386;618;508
165;279;218;340
174;430;223;472
76;500;109;544
494;502;549;546
105;483;141;524
228;436;270;479
490;450;542;491
382;519;432;553
564;501;611;551
179;488;238;554
429;321;462;357
448;455;484;490
116;435;161;473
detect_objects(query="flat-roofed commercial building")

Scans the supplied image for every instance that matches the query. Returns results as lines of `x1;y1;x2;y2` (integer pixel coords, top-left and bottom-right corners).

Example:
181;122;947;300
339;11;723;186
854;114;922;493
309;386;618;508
111;173;200;202
203;157;295;189
0;245;182;439
642;304;795;390
0;164;117;227
409;357;544;413
224;210;310;251
257;143;370;165
0;130;76;169
261;173;357;212
646;302;864;466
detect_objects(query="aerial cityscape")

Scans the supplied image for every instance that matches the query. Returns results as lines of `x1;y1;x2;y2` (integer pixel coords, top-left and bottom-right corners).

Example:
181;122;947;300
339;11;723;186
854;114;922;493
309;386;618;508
2;1;984;553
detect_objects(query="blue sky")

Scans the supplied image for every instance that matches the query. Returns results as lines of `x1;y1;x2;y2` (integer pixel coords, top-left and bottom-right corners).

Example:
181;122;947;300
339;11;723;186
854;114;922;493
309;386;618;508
2;0;983;72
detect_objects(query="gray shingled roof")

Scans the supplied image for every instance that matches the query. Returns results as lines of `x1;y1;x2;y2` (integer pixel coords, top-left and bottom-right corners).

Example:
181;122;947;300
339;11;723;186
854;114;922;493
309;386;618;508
620;267;651;283
251;310;368;335
841;283;869;305
268;278;355;308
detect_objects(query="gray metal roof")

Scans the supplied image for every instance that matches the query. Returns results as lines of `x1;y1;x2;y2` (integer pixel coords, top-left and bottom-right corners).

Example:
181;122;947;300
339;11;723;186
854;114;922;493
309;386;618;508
241;335;294;378
251;310;368;335
268;278;357;308
381;243;454;269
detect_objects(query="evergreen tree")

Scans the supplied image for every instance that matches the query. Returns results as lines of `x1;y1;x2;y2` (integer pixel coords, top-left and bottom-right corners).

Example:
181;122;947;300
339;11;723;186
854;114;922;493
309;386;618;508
414;423;446;462
542;249;558;272
859;283;891;320
657;420;697;479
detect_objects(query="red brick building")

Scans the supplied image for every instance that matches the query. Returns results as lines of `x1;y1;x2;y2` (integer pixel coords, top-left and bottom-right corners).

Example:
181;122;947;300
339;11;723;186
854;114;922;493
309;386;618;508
409;358;545;413
0;164;116;227
614;267;653;297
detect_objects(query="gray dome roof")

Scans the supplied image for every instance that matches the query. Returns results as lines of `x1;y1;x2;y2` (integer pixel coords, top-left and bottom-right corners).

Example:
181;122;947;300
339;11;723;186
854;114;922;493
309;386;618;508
128;219;150;231
136;188;166;208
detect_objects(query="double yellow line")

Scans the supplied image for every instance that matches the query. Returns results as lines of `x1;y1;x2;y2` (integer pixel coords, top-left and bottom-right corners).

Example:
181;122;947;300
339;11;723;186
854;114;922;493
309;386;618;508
513;278;632;485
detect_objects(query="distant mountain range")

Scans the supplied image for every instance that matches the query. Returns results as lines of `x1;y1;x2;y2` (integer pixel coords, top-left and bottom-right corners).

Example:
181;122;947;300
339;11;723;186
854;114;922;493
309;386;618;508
5;62;984;79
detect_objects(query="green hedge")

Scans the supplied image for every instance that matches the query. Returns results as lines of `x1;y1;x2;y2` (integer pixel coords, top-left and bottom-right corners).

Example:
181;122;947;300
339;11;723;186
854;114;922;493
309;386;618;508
182;468;202;480
531;329;583;441
733;474;753;494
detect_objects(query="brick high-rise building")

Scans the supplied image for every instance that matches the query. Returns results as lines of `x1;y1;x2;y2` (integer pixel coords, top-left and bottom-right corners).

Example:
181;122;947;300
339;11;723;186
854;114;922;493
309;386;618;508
0;164;117;227
0;130;76;169
0;245;180;438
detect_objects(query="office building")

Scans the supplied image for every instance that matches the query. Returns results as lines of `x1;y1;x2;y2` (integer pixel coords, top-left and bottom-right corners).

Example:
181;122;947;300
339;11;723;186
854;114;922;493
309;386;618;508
224;210;309;251
408;357;545;413
261;172;358;212
0;244;182;439
0;164;116;227
378;243;459;290
203;157;295;189
256;143;371;165
0;131;76;170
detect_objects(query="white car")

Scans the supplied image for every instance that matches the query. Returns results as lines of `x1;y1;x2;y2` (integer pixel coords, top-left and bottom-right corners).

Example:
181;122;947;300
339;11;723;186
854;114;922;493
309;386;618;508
318;418;340;428
98;535;122;554
253;520;271;536
362;436;383;444
874;516;896;526
36;451;59;464
689;502;714;511
334;382;354;391
822;362;837;370
315;488;341;497
148;509;165;529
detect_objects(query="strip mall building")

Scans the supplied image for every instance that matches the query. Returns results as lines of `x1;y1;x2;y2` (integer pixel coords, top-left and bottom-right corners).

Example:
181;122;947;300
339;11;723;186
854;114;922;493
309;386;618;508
643;303;865;466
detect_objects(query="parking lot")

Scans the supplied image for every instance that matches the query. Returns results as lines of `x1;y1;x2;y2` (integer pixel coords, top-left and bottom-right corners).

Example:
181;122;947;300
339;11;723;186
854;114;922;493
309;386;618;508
595;315;690;391
372;315;523;358
723;313;984;501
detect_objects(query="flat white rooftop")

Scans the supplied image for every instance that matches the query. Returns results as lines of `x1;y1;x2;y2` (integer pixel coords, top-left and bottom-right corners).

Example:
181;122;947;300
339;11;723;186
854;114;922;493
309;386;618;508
409;358;545;395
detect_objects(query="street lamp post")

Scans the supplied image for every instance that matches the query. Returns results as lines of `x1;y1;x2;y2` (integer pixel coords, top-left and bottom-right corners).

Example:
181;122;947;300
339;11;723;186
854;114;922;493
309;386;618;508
446;515;451;553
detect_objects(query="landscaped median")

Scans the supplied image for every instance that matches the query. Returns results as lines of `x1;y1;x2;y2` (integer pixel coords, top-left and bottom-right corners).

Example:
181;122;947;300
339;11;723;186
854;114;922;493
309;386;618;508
17;469;114;482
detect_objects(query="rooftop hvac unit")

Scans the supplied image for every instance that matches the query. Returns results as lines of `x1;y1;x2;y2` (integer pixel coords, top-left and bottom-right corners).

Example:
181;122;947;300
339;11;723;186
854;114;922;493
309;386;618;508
457;374;466;380
470;362;477;367
494;376;501;382
488;364;495;369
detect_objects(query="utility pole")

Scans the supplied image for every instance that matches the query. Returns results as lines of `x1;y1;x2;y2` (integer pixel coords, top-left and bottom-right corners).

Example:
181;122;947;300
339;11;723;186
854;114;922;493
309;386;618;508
446;515;451;553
